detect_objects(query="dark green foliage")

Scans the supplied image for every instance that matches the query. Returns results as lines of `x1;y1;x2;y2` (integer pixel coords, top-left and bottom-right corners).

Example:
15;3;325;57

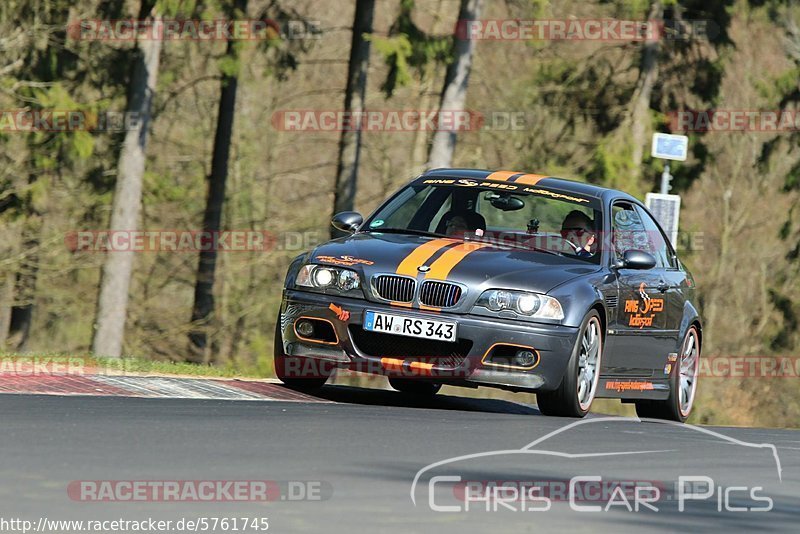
371;0;451;97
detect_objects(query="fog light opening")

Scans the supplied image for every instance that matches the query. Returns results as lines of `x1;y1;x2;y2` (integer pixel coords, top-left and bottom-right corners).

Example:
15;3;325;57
294;317;339;344
296;320;315;337
483;343;540;369
514;350;537;368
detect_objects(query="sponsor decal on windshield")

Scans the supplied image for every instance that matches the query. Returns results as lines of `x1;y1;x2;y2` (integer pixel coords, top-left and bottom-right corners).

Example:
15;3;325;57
521;187;591;204
422;178;519;189
418;178;592;204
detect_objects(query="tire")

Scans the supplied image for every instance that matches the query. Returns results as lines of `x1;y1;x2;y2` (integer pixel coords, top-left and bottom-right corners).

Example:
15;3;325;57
537;310;603;418
388;378;441;396
635;325;700;423
273;316;330;390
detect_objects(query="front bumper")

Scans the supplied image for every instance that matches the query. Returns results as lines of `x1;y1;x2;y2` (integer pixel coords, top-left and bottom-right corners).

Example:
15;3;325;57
279;289;580;392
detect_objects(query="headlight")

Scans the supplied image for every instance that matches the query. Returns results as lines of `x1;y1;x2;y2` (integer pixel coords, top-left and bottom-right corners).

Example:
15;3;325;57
313;268;334;287
475;290;564;320
296;264;362;295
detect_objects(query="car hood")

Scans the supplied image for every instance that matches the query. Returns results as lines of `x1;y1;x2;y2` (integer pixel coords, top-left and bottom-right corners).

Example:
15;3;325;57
308;232;597;295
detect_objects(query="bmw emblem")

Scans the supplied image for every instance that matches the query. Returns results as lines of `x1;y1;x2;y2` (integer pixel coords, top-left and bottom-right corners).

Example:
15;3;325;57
417;265;430;272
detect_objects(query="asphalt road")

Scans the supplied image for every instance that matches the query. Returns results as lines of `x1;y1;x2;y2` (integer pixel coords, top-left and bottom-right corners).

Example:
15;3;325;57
1;387;799;533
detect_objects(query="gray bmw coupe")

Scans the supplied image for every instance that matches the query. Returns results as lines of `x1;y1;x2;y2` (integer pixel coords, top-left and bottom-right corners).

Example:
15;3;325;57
275;168;701;420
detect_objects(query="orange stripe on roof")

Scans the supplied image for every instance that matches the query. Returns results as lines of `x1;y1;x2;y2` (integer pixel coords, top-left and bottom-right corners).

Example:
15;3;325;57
395;238;456;277
514;174;548;185
425;242;490;280
485;170;519;182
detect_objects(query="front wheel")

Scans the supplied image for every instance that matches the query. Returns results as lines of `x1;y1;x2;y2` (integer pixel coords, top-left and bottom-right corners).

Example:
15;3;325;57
274;316;331;390
537;310;603;418
635;325;700;422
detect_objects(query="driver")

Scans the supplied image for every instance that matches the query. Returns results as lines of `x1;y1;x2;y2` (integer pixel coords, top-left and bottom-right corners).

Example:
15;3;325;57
443;211;486;238
560;210;597;256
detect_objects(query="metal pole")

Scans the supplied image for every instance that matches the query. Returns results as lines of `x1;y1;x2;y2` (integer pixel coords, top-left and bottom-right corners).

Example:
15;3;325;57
660;163;671;194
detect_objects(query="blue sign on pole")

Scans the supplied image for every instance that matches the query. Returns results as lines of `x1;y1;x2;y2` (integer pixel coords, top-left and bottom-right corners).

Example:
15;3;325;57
651;133;689;161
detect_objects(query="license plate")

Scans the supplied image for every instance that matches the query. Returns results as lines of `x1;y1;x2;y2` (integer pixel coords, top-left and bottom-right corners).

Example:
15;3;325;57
363;311;457;342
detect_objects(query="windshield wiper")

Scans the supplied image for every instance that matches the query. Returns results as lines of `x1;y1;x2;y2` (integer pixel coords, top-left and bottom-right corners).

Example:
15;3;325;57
366;227;448;239
523;244;565;257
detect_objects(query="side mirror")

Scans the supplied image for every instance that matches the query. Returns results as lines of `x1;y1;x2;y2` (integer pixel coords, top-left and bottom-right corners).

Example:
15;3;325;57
614;250;657;270
331;211;363;234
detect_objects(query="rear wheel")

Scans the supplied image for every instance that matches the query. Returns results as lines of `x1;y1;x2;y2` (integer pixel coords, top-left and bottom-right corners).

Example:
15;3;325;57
274;316;331;389
635;325;700;422
537;310;603;418
388;378;441;396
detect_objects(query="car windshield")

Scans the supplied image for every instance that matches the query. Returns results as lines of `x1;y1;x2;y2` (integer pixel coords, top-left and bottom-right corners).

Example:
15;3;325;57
364;181;603;264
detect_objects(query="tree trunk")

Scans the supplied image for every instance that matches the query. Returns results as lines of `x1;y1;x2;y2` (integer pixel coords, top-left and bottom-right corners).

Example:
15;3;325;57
330;0;375;237
407;0;446;178
6;217;41;351
5;0;72;352
426;0;484;170
187;0;248;363
91;2;161;358
629;0;662;173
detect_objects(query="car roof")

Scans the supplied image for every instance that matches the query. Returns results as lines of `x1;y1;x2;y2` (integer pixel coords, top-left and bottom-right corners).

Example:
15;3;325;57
419;168;639;204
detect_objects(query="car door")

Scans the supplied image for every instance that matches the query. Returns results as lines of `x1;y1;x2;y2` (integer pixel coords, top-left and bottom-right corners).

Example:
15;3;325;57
634;204;686;348
603;202;674;377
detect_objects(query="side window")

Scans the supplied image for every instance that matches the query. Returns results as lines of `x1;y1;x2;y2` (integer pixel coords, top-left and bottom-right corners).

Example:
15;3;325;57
611;203;651;261
380;186;447;230
635;205;676;268
379;187;427;228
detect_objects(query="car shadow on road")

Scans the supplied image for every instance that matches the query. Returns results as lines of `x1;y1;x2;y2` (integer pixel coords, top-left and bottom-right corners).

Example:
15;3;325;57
281;383;541;416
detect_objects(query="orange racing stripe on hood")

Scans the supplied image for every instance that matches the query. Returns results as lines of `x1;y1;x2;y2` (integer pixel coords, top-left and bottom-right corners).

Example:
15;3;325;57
395;238;456;276
424;242;490;280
